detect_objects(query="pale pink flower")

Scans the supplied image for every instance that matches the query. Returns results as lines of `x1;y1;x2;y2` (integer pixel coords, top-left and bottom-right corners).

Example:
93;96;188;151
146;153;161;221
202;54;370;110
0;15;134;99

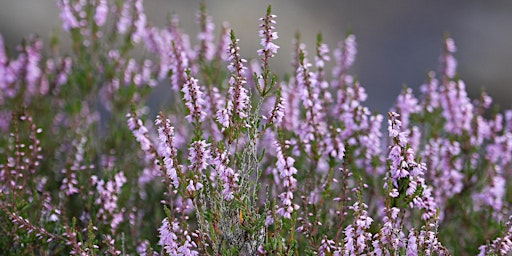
94;0;108;26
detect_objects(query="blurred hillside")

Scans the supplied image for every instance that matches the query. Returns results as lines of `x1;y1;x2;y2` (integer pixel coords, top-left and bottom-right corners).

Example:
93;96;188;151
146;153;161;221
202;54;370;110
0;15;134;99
1;0;512;112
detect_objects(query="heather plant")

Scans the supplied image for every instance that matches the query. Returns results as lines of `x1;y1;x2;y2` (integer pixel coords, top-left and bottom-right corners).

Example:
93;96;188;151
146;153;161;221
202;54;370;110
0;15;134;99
1;1;512;255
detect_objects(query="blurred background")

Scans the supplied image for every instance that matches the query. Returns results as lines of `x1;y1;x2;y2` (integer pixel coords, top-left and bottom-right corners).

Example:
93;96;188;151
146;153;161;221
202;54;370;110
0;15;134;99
1;0;512;112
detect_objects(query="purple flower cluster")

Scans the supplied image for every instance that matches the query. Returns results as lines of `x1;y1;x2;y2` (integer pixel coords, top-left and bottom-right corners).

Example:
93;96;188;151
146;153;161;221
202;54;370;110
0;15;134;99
274;140;299;219
182;71;207;123
156;115;179;188
211;148;239;201
217;31;249;128
3;1;512;255
257;7;279;59
387;112;437;219
158;217;199;256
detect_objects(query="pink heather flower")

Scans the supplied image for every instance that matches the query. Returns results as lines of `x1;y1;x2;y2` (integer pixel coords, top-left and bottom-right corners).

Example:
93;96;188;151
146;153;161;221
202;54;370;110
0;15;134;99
318;236;337;256
257;6;279;58
406;230;419;256
196;6;215;61
216;108;230;128
473;175;506;215
218;31;249;127
393;88;420;129
60;135;87;196
420;71;441;112
127;113;151;151
376;207;403;252
22;37;43;102
486;118;512;170
343;202;373;254
136;240;151;256
0;35;6;100
159;218;180;254
186;179;203;193
124;59;137;84
143;28;171;79
93;172;126;228
422;138;464;211
296;49;326;155
315;42;330;70
211;149;239;200
188;140;210;173
61;171;79;196
333;76;369;142
170;37;190;91
55;57;72;87
182;72;207;123
116;0;132;34
506;110;512;132
325;128;345;160
94;0;108;26
264;211;274;226
280;80;301;131
359;114;386;175
56;0;80;31
387;112;438;218
228;65;249;119
216;22;231;61
441;37;457;78
156;115;179;188
387;112;401;138
440;80;474;135
274;140;299;219
131;0;147;43
332;34;357;87
266;96;285;126
314;40;331;97
389;188;399;198
478;215;512;256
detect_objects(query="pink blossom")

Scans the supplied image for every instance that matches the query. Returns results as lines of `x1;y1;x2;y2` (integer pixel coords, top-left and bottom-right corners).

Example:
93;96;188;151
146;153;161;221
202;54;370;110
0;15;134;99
131;0;147;43
196;7;215;61
257;10;279;58
94;0;108;26
332;34;357;87
211;149;239;201
218;31;249;127
116;0;132;34
267;96;285;126
156;115;179;188
182;73;207;123
57;0;80;31
441;37;457;78
274;140;299;218
187;140;210;173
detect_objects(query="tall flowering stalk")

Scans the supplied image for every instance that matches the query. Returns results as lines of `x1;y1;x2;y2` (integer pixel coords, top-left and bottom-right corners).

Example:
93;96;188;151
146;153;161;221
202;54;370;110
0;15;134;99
438;38;474;135
211;148;238;201
156;114;180;189
274;140;299;219
387;112;437;220
342;200;374;254
158;217;199;256
182;70;207;124
296;49;325;160
196;2;215;62
217;30;249;130
332;34;356;89
256;5;279;96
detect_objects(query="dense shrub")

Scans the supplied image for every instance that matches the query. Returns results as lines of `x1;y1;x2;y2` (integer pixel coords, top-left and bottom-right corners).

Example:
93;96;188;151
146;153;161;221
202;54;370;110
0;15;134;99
1;1;511;255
